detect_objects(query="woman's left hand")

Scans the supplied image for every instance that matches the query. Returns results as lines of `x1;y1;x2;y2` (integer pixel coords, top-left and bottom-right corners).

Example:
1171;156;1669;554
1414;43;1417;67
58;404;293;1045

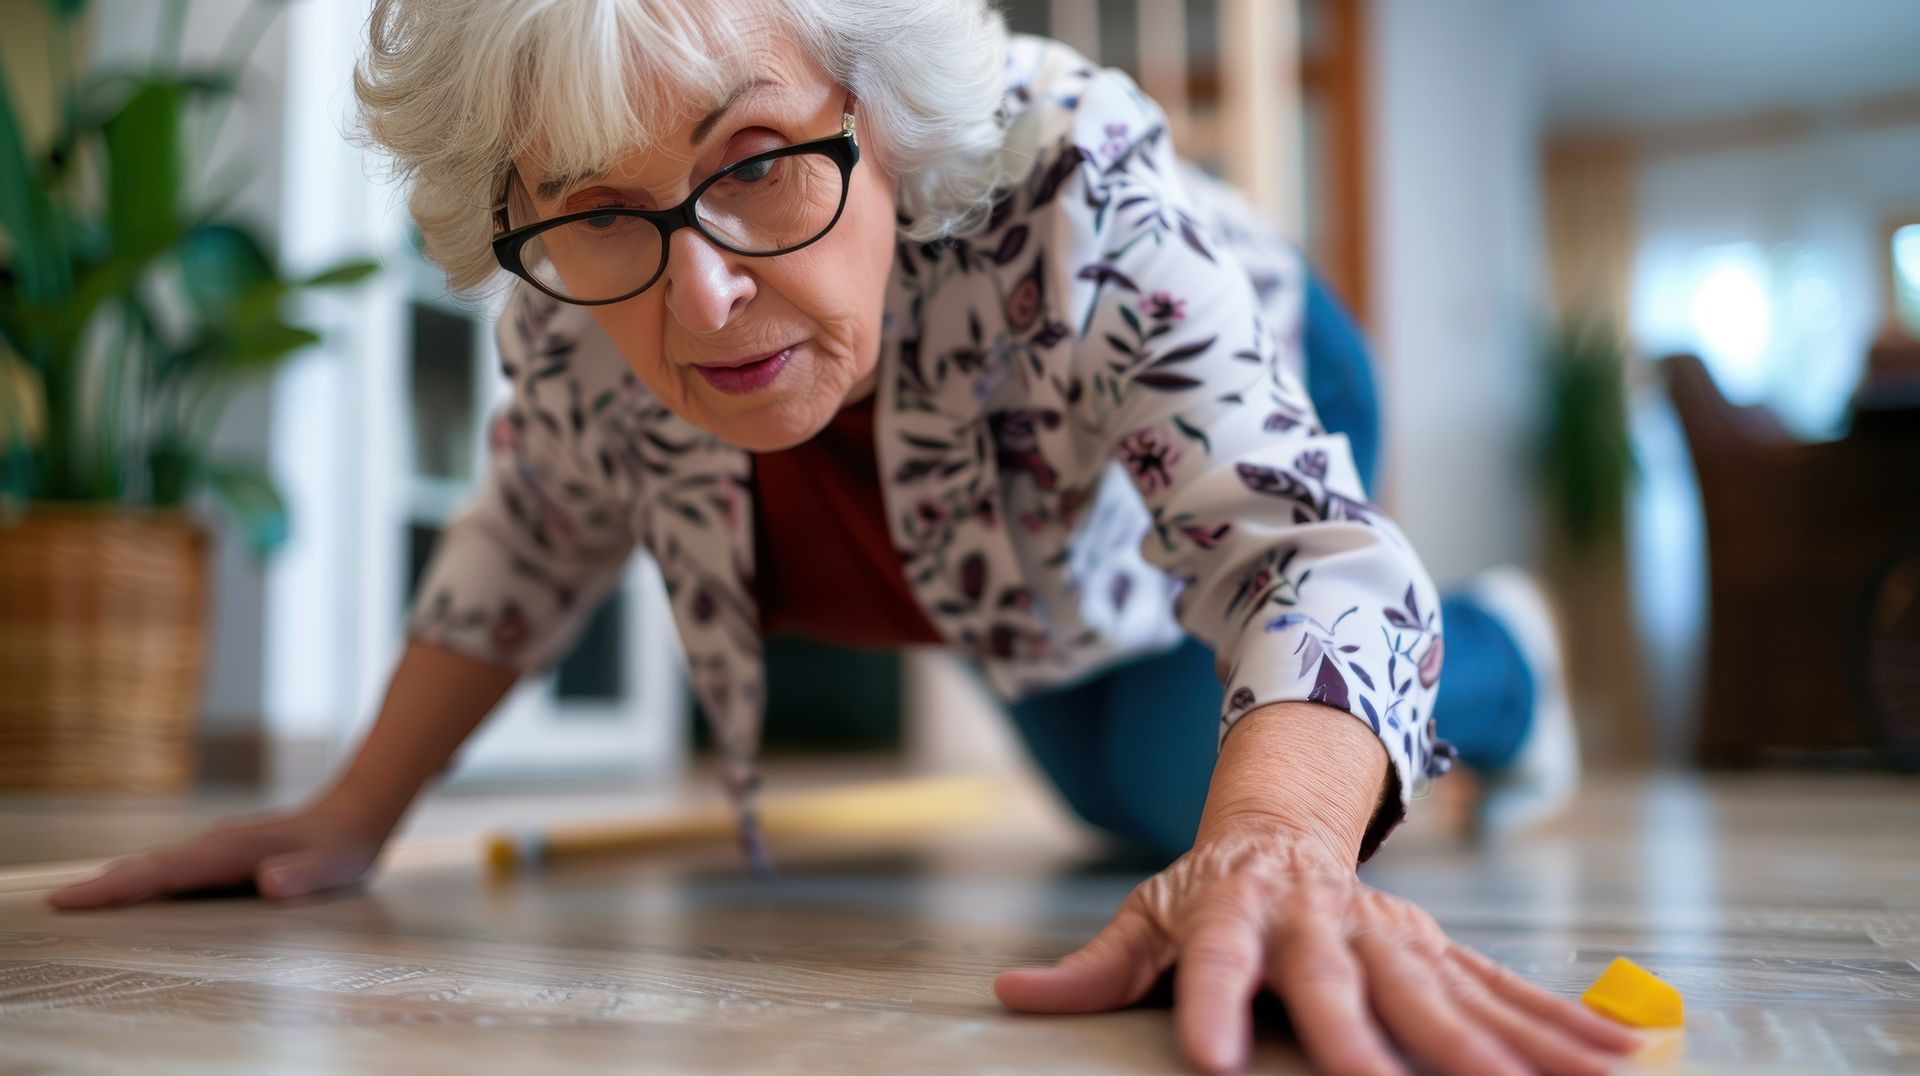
993;701;1641;1073
990;814;1635;1076
993;815;1639;1075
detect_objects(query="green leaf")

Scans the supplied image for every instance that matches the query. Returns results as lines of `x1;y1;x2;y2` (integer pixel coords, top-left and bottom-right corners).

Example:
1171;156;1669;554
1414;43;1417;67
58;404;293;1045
178;223;276;317
203;458;288;561
41;0;91;18
228;319;321;369
162;310;318;389
154;337;214;389
298;259;381;288
170;70;243;99
146;435;196;506
18;248;162;356
0;270;25;359
0;51;71;303
103;80;185;260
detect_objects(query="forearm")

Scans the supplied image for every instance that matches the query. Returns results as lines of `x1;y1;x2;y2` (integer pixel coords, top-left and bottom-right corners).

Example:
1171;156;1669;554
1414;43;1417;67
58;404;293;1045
316;637;522;835
1196;700;1391;865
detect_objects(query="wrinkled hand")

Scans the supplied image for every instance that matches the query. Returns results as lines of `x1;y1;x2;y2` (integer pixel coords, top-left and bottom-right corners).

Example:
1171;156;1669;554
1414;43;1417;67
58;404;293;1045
994;819;1638;1075
46;798;387;910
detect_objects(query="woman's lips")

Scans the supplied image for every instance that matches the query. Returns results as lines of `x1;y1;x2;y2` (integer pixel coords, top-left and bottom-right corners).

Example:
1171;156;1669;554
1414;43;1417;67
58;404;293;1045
694;345;795;395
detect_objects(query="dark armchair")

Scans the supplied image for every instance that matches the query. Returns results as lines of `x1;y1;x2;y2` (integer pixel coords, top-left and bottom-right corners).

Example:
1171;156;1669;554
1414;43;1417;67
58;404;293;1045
1663;349;1920;767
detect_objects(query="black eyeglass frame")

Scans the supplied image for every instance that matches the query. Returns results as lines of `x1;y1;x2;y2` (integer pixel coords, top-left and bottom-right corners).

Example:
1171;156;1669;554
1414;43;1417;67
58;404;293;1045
490;111;861;307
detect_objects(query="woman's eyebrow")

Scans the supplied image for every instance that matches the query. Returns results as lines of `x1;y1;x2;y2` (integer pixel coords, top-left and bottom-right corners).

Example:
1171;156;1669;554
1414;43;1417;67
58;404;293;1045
533;77;772;202
690;77;769;144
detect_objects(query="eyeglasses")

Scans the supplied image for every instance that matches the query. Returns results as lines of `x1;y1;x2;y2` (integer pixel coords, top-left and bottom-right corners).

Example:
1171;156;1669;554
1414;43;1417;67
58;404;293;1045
490;110;861;306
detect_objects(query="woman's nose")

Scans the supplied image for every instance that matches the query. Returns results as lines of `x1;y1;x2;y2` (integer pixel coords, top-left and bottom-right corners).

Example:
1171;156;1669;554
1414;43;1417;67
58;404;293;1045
661;228;756;333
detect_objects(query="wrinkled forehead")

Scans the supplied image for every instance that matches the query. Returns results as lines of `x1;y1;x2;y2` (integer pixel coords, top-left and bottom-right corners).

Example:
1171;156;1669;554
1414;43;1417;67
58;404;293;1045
508;0;810;183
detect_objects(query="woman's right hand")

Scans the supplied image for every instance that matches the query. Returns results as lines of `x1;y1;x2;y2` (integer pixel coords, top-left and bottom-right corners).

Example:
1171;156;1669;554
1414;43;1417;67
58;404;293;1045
45;640;521;911
44;795;391;910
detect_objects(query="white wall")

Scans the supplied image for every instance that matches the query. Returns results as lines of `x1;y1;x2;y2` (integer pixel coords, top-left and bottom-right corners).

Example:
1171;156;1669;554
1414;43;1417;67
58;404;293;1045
269;0;410;759
1367;0;1547;585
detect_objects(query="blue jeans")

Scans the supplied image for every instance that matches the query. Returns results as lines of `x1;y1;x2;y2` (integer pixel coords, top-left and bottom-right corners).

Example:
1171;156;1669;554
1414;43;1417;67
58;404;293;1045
1010;273;1534;863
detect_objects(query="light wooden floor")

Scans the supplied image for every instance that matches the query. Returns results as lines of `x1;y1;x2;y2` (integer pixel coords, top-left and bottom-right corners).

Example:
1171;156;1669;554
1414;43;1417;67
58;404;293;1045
1;766;1916;1074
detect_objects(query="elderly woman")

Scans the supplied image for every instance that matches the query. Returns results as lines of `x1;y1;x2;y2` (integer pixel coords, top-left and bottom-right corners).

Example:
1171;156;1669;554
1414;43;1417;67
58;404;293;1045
51;2;1629;1073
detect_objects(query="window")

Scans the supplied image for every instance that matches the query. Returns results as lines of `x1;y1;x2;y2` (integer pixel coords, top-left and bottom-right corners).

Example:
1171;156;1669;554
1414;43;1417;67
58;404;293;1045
407;302;478;483
1686;243;1773;404
1893;222;1920;339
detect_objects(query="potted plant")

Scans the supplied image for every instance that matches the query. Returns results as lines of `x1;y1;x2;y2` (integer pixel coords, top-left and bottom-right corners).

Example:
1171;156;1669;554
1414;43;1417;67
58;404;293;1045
1535;311;1648;765
0;0;376;794
1539;313;1638;555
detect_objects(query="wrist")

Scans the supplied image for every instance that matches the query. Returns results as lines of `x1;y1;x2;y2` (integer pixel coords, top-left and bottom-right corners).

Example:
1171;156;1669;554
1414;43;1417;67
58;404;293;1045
1196;810;1358;875
1197;700;1390;863
313;776;408;841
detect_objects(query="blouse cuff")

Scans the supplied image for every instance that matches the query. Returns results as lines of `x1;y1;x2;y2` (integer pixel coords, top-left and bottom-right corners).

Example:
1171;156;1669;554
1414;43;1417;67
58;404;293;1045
1216;601;1450;862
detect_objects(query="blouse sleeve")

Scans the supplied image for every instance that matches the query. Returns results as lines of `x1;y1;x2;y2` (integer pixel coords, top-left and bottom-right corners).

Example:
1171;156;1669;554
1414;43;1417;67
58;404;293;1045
406;286;644;674
1049;69;1452;858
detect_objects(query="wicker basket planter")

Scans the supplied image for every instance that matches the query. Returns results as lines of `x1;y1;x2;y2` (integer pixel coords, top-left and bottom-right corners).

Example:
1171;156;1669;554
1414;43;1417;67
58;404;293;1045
0;506;211;795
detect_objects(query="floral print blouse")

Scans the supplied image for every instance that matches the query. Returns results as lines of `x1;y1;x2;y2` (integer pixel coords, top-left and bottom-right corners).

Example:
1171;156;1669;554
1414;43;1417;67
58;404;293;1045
409;34;1452;872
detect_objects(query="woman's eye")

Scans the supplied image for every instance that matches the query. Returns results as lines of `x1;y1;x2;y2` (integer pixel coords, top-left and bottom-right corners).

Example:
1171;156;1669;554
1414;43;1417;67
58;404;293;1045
585;212;621;230
730;157;775;183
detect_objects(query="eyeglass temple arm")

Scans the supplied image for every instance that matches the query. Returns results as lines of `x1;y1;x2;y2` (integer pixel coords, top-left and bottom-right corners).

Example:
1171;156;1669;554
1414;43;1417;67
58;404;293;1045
492;175;513;234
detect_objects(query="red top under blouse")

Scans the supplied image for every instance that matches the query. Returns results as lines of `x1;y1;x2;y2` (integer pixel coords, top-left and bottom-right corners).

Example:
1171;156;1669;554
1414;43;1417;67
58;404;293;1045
750;393;944;648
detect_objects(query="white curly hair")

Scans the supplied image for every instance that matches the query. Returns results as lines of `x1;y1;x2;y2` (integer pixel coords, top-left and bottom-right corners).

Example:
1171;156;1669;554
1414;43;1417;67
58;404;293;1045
352;0;1014;292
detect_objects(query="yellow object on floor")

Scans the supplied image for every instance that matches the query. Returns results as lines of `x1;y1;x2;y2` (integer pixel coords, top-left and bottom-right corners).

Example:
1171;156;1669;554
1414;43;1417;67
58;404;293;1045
1582;956;1685;1028
485;773;1006;873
